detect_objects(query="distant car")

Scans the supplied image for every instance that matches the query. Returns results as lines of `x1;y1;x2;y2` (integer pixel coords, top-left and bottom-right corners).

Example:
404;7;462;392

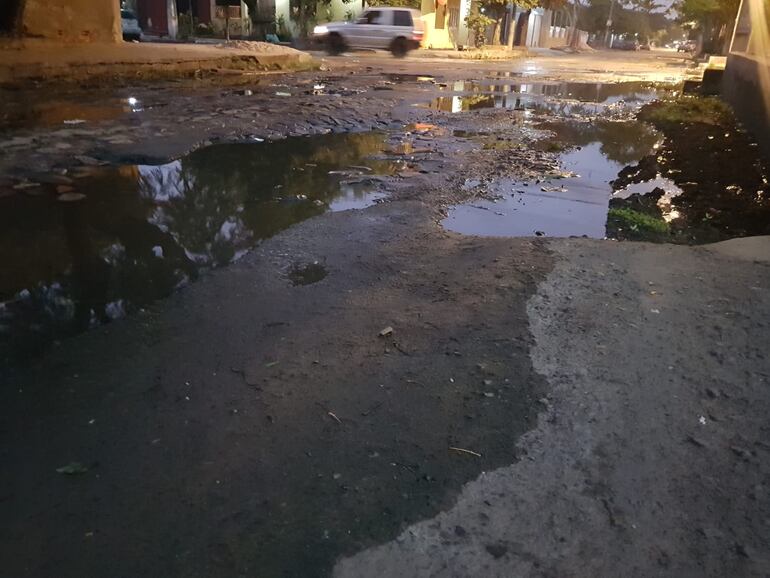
614;38;640;50
639;42;651;50
121;9;142;41
678;41;696;52
313;8;424;57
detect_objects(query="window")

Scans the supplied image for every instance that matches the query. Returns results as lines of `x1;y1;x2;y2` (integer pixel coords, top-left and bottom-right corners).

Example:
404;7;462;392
362;10;383;24
394;11;413;27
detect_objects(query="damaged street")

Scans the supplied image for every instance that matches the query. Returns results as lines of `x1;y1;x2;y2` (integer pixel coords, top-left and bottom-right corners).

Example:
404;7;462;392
1;44;770;578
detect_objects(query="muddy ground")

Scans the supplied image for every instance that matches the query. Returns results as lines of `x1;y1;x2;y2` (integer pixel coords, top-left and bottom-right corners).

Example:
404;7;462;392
1;50;769;578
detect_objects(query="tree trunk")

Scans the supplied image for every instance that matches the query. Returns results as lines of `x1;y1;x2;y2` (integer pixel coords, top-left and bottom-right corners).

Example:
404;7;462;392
568;4;580;48
506;10;516;48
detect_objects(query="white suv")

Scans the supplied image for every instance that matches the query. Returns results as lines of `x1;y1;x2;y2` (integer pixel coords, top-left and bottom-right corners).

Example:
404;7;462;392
313;8;424;57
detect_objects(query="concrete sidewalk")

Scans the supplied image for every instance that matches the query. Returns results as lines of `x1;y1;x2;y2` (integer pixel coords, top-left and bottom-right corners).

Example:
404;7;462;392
0;40;314;85
412;46;530;60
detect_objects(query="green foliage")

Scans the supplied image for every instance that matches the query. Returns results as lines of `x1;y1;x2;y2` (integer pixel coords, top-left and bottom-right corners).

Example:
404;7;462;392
607;208;670;237
639;96;733;127
676;0;739;23
627;0;665;40
276;15;290;39
465;12;495;47
581;0;671;37
473;0;539;44
673;0;740;51
479;0;539;10
368;0;421;7
177;12;196;39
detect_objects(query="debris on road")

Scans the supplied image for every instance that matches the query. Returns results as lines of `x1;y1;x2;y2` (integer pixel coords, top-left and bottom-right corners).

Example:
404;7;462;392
449;447;482;458
56;462;89;475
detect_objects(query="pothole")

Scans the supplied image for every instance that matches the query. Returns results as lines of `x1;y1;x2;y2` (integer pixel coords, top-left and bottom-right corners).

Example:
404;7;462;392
288;262;328;286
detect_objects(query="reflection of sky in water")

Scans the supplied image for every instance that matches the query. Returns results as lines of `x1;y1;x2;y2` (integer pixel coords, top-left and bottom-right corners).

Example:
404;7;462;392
446;177;611;238
614;175;684;222
444;116;668;239
426;81;671;117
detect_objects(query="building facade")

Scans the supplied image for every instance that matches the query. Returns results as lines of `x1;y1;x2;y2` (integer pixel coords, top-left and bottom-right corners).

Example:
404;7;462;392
722;0;770;156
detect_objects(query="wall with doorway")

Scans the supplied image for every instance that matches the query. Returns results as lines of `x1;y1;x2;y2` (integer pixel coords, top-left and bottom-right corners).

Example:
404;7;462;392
420;0;453;49
20;0;121;42
0;0;24;35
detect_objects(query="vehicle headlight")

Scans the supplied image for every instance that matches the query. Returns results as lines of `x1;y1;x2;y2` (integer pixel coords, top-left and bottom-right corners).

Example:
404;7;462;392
313;25;329;35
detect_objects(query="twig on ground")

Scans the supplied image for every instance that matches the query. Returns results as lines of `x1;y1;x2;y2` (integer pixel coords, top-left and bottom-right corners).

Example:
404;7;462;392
449;446;482;458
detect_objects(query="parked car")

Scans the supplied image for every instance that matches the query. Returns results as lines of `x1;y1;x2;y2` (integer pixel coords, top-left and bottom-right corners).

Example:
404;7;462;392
121;9;142;42
313;8;424;57
614;38;640;51
677;41;696;53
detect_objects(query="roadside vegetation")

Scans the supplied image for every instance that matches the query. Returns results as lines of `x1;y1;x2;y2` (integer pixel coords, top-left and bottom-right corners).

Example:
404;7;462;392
609;95;770;243
638;96;734;127
606;207;670;240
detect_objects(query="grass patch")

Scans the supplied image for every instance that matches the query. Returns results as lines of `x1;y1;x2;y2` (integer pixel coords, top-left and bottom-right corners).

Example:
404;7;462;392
638;96;733;128
607;207;670;240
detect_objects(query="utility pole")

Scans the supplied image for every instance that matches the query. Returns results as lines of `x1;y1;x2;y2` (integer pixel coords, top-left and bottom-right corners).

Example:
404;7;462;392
603;0;615;47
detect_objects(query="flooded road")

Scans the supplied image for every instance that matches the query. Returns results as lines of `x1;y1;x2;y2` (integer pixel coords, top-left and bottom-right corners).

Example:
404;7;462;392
3;51;770;578
422;81;671;118
439;81;769;242
444;118;663;238
0;132;397;364
3;74;768;367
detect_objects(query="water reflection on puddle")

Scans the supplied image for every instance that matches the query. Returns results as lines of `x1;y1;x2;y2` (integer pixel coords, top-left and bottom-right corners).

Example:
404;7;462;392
0;96;145;131
443;119;665;238
0;132;396;362
423;82;670;117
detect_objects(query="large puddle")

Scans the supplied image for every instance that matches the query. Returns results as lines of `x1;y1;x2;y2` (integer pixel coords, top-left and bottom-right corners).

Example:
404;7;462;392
0;132;397;363
444;118;676;238
440;80;689;239
422;81;673;118
0;94;147;131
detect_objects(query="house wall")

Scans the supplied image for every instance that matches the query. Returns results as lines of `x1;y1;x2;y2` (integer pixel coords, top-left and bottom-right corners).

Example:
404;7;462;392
137;0;170;36
524;8;543;47
20;0;121;42
197;0;212;21
420;0;452;49
419;0;469;49
722;0;770;158
209;0;250;36
537;9;568;48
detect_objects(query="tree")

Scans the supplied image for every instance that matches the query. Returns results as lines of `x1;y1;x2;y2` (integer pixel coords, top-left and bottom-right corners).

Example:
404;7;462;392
674;0;740;53
244;0;353;38
628;0;664;43
476;0;539;45
368;0;421;7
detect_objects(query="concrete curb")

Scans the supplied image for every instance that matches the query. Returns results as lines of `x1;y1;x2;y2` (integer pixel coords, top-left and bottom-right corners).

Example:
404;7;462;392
0;41;316;85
